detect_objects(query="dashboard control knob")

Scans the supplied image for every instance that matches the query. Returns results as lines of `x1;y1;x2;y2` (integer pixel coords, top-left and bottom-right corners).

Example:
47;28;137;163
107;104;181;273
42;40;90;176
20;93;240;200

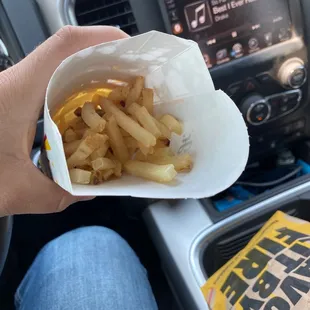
278;58;307;89
241;94;271;125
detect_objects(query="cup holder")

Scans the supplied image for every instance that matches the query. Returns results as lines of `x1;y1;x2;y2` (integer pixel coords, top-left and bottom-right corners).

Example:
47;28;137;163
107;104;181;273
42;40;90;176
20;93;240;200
202;199;310;278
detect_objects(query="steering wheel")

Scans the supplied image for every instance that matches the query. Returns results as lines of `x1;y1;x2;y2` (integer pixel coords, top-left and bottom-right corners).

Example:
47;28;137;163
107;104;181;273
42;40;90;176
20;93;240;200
0;216;13;275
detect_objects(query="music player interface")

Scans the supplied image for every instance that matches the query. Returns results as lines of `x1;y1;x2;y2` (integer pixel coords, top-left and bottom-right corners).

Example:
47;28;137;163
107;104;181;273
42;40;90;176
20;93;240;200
184;1;213;32
163;0;292;68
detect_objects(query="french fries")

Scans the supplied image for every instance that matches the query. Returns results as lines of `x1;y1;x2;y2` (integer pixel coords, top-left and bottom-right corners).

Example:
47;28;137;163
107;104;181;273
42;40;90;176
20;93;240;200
66;133;108;169
108;86;130;102
91;157;116;171
124;161;177;183
63;128;78;143
126;76;144;107
56;76;192;185
81;102;106;132
159;114;183;135
64;140;81;157
138;88;154;114
101;98;157;148
128;103;161;138
106;116;129;164
147;154;193;172
69;168;92;184
90;142;109;161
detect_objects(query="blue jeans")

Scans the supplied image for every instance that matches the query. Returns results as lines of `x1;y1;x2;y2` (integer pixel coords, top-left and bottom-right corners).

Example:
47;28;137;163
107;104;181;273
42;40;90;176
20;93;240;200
15;226;158;310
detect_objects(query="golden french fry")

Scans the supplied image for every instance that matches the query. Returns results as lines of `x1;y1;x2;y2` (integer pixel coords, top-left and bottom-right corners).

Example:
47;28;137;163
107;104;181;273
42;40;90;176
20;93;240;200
126;76;145;106
83;129;97;138
63;128;78;143
124;161;177;183
67;134;108;169
114;160;122;177
90;142;109;161
102;169;114;181
58;76;193;186
127;102;140;115
68;117;87;130
153;118;171;139
101;99;156;148
102;112;113;122
92;94;102;108
124;137;139;149
90;170;102;185
152;147;174;157
108;86;130;102
138;142;154;156
91;157;116;171
140;88;154;114
159;114;183;135
106;116;129;164
64;140;81;157
73;128;85;139
128;103;161;138
75;158;92;168
137;106;161;138
147;154;193;172
106;151;122;177
81;102;106;132
120;128;130;137
69;168;92;184
134;150;147;161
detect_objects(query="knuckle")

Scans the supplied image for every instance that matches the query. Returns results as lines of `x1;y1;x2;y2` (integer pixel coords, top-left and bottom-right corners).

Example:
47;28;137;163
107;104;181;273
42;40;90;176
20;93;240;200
54;25;79;44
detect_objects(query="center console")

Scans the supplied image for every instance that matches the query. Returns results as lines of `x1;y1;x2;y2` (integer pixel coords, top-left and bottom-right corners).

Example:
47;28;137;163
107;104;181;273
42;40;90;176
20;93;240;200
143;1;310;309
158;0;309;162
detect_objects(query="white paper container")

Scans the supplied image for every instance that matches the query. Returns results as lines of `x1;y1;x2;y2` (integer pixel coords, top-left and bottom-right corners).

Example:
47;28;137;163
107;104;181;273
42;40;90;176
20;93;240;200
42;31;249;199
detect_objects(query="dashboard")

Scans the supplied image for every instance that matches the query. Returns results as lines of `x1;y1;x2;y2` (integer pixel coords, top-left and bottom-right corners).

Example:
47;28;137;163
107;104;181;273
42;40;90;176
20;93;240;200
0;0;310;163
161;0;292;69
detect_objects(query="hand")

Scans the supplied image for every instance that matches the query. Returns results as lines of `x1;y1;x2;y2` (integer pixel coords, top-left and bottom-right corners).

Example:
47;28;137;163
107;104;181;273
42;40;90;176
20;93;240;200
0;26;129;217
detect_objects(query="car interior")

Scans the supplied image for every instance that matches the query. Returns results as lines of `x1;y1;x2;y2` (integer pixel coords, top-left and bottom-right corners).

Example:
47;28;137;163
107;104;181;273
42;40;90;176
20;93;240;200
1;0;310;309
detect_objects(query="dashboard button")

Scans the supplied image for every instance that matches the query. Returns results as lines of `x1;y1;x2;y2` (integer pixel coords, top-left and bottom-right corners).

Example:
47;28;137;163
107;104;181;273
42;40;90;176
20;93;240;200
268;96;282;112
290;68;306;88
283;124;293;135
278;58;307;89
293;119;305;131
279;97;290;113
248;37;259;50
253;103;266;113
287;91;300;101
248;102;270;124
286;97;299;110
244;78;258;92
226;82;243;97
256;73;275;85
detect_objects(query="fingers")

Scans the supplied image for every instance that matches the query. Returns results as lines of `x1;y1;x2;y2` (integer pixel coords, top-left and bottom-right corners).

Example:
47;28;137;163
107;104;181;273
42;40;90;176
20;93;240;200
4;160;94;215
20;26;129;86
12;26;129;117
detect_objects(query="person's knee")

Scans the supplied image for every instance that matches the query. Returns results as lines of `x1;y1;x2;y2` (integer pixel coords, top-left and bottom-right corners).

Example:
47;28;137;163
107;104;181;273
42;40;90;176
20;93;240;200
45;226;128;253
16;226;157;310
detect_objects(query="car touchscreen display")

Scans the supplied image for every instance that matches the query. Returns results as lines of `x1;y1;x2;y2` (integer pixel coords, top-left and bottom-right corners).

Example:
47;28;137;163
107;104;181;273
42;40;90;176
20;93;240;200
162;0;292;68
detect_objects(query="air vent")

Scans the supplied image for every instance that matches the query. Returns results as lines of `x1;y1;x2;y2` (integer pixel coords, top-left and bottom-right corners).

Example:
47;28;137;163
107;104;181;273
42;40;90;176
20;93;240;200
75;0;139;36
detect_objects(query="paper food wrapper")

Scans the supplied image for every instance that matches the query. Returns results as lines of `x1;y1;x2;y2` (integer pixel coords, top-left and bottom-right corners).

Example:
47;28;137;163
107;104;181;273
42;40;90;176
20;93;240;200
42;31;249;198
202;211;310;309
